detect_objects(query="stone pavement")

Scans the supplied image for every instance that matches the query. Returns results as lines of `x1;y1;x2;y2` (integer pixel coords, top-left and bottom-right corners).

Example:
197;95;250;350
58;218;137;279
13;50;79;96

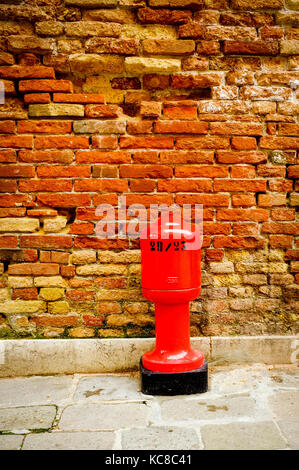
0;364;298;450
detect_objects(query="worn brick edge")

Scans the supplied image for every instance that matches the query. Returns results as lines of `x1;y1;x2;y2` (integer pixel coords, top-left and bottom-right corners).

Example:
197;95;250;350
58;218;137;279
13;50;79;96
0;335;297;377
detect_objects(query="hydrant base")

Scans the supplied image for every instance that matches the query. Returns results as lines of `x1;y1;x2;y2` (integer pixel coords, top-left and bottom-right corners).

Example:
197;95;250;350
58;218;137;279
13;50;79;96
140;358;208;396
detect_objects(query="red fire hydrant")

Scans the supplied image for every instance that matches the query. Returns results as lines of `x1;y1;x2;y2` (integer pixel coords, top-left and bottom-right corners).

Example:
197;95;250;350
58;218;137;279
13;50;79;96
140;213;208;395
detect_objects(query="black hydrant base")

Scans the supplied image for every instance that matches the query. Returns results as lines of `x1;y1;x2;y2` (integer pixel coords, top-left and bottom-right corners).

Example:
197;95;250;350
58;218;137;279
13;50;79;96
140;358;208;396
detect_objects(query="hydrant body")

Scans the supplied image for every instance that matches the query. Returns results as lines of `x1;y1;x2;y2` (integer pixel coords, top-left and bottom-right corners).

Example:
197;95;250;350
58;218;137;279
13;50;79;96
140;215;208;395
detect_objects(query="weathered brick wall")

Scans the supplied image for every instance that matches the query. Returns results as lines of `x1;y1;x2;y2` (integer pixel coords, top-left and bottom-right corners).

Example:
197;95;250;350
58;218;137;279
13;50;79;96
0;0;298;339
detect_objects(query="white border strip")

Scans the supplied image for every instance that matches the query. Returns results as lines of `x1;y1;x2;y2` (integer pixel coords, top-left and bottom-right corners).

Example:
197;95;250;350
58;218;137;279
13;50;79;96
0;336;297;377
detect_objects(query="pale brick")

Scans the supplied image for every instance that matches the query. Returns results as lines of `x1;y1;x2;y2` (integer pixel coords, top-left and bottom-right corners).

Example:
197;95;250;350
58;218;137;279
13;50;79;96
122;24;176;40
48;301;70;315
65;0;117;6
76;264;127;276
210;262;234;274
35;22;64;37
97;250;141;263
72;250;97;265
69;54;124;74
0;218;39;233
73;120;126;134
7;36;55;54
39;288;65;301
0;300;46;314
34;276;67;287
65;22;121;38
29;104;84;117
7;277;33;288
43;217;68;233
281;40;299;55
125;57;180;74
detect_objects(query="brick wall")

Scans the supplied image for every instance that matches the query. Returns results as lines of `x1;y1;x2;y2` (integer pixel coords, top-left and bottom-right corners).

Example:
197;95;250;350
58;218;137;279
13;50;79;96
0;0;298;339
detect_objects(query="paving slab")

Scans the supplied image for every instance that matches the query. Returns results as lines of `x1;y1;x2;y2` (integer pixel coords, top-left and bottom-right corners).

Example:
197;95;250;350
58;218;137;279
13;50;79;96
121;426;201;450
22;431;116;450
266;367;299;389
0;405;56;432
200;421;287;450
58;402;149;431
209;365;267;395
0;434;24;450
268;390;299;421
160;396;257;422
0;375;74;407
277;420;299;450
74;375;147;402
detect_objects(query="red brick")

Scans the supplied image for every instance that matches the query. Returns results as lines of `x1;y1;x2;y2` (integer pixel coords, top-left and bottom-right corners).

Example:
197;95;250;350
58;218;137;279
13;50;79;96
76;151;130;164
83;315;105;327
53;93;105;103
24;93;51;104
196;41;220;55
231;166;255;178
176;194;229;207
154;121;208;134
19;79;73;93
179;23;205;38
66;290;95;302
19;179;72;193
262;222;299;235
35;136;89;149
0;135;32;148
213;236;265;249
92;136;118;149
0;121;15;134
269;235;293;248
216;151;267;164
160;151;213;164
119;165;172;179
285;250;299;261
0;208;26;217
206;249;224;262
233;223;258;236
8;263;59;276
217;209;269;221
231;137;257;150
0;195;35;207
0;180;17;192
232;194;256;206
130;180;156;192
60;265;75;278
20;235;72;249
0;150;17;163
85;104;120;118
163;105;197;120
0;165;35;178
176;137;229;150
271;208;296;221
0;236;18;248
203;222;231;235
175;166;228;178
278;123;299;136
171;73;221;88
224;40;278;55
214;179;266;192
257;165;285;177
260;137;299;149
12;288;38;300
19;150;73;164
119;137;174;149
17;121;72;134
287;165;299;179
27;209;58;217
0;66;55;79
74;237;128;250
36;194;91;208
210;122;263;136
158;179;213;192
143;74;170;90
137;8;192;25
37;166;91;178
